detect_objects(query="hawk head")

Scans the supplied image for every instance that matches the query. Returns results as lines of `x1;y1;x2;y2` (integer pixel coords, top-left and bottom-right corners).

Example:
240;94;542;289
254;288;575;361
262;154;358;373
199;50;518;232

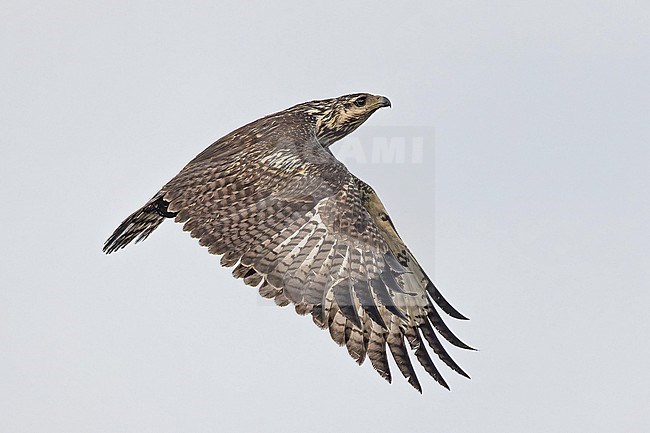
305;93;391;147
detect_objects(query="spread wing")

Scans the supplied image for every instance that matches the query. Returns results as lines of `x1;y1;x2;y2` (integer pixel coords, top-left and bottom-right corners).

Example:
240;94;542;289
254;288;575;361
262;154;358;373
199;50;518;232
104;114;473;391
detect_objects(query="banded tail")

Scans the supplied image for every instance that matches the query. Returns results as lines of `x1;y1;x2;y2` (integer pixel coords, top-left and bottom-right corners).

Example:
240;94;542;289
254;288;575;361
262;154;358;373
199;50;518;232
103;195;176;254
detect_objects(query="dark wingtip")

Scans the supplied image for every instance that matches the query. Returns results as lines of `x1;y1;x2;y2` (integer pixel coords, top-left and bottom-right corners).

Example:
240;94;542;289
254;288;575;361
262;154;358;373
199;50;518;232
457;341;477;353
377;369;392;384
426;281;470;320
409;377;423;394
427;308;476;351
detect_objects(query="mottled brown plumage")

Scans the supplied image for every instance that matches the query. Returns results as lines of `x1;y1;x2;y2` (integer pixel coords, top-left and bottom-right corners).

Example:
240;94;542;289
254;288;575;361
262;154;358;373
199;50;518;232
104;93;474;392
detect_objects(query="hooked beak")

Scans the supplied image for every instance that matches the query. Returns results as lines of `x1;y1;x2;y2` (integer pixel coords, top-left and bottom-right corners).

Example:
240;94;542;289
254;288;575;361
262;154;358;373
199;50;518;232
377;96;392;108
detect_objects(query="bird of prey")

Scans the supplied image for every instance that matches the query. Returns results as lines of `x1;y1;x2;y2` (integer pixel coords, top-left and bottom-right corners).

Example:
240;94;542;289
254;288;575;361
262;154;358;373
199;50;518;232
104;93;474;392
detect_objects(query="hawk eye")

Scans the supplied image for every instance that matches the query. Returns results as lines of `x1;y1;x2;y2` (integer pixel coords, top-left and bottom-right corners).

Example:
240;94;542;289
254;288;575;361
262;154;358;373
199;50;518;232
354;96;367;107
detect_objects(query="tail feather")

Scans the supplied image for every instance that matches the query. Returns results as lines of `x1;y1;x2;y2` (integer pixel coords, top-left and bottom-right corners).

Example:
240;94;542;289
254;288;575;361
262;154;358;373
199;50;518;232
103;195;176;254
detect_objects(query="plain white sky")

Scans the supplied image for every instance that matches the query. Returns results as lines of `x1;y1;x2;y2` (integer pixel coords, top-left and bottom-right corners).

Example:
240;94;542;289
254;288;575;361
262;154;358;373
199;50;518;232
2;1;649;432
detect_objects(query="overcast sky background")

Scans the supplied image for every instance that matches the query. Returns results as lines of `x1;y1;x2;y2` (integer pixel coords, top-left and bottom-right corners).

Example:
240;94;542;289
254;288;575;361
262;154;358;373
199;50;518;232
2;1;649;432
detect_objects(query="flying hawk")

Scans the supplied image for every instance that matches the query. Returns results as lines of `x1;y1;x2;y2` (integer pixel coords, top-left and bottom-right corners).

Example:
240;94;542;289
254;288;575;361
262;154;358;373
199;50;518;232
104;93;474;392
